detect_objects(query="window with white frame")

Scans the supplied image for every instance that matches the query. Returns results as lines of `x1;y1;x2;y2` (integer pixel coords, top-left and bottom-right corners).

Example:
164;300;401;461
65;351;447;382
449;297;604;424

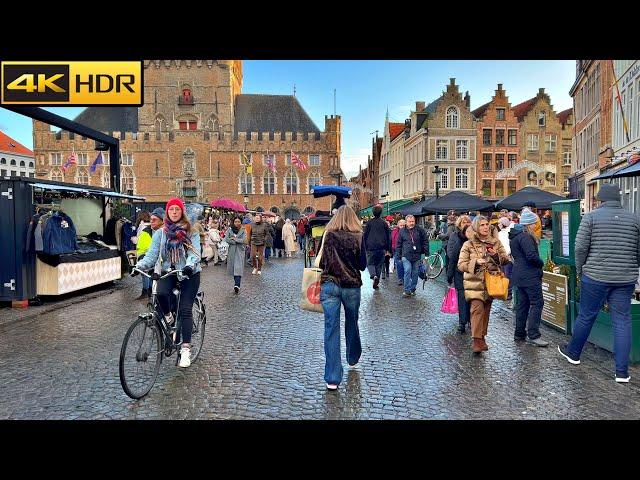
51;153;62;165
496;108;505;121
121;168;135;193
102;171;110;188
285;154;292;166
440;167;449;189
308;171;321;192
239;173;253;194
263;171;275;194
456;140;469;160
538;111;546;126
121;153;133;166
76;168;89;185
77;153;88;165
51;169;64;182
446;106;459;128
285;170;298;194
563;150;572;165
436;140;448;159
455;168;469;189
103;153;110;165
528;134;539;151
545;134;557;152
309;154;320;166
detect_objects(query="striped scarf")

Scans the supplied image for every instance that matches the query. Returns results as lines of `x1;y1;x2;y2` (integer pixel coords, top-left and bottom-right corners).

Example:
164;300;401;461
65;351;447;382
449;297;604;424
163;219;192;265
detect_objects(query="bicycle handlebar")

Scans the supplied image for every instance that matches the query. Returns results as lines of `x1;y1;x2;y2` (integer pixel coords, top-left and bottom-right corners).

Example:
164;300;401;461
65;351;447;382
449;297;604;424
132;267;189;281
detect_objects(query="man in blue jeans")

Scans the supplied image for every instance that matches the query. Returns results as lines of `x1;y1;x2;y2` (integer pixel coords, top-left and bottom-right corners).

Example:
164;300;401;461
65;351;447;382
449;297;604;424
396;215;429;297
558;183;640;383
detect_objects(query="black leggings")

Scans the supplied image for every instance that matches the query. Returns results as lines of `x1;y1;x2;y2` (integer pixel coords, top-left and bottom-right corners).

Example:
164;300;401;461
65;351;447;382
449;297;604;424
156;272;200;344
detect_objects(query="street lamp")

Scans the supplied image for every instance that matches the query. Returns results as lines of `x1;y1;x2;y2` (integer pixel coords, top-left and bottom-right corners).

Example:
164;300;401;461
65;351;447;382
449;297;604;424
432;165;443;199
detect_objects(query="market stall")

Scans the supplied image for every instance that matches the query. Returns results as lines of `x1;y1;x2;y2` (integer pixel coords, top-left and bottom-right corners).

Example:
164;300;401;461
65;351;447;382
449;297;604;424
494;186;566;211
420;191;495;215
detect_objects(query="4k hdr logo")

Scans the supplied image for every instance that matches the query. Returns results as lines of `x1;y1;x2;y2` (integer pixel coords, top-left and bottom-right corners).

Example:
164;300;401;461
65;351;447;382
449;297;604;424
1;61;143;105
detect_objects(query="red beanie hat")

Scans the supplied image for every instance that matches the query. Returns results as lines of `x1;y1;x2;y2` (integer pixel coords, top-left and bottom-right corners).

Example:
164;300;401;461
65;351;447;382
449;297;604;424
166;197;186;215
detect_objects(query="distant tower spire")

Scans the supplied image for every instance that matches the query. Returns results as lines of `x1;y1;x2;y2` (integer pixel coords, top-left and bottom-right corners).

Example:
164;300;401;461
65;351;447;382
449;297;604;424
334;88;336;116
386;106;389;122
293;84;296;97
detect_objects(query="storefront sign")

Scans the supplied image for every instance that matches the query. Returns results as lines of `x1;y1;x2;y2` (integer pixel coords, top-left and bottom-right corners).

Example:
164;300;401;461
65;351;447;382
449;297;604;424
541;271;568;332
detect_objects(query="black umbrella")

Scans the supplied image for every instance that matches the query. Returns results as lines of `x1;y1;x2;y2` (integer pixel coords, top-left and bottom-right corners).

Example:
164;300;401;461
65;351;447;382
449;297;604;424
421;191;494;215
495;186;566;211
399;197;435;217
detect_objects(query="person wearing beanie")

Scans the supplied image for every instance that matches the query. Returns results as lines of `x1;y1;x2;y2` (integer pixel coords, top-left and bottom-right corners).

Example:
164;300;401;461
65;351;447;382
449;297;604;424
521;202;542;239
559;182;640;383
150;207;165;231
133;197;201;368
509;209;549;347
458;215;511;354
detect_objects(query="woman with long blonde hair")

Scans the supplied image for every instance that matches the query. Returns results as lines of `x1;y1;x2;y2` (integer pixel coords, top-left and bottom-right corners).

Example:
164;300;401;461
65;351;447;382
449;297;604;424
318;206;367;390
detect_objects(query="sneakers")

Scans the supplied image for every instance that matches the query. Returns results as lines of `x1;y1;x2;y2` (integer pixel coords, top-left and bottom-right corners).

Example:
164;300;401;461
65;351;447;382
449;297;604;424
251;268;257;275
526;337;550;347
403;292;412;298
233;286;240;294
178;347;191;368
373;276;380;289
348;362;359;369
326;384;338;391
558;344;580;365
257;270;262;275
615;375;631;383
397;281;404;286
514;336;526;342
411;290;417;296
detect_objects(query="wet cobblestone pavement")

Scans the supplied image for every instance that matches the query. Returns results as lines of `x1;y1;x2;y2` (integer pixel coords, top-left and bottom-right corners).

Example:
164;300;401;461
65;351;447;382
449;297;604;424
1;255;640;419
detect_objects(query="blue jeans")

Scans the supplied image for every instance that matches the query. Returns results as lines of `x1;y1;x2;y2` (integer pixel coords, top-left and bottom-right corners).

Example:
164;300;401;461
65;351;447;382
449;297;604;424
502;263;513;296
265;247;271;260
402;257;421;293
320;281;362;385
394;250;405;284
141;274;151;291
234;275;241;287
567;275;635;377
515;284;543;339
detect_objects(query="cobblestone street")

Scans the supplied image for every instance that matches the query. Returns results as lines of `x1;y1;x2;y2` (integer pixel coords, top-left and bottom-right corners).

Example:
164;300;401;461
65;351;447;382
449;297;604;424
1;255;640;420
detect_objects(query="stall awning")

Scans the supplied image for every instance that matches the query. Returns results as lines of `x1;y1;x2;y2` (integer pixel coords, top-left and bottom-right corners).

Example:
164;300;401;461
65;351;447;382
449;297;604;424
89;190;146;201
399;197;436;216
31;183;90;193
592;161;640;180
421;191;494;215
359;199;413;217
494;186;566;211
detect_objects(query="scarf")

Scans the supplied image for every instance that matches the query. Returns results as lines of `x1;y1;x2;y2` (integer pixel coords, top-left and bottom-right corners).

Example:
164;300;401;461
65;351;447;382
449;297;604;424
163;218;192;265
231;225;240;234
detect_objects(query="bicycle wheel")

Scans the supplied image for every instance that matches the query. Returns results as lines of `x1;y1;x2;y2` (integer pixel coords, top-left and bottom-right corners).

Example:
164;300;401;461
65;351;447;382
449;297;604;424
119;315;163;399
426;253;444;279
189;296;207;363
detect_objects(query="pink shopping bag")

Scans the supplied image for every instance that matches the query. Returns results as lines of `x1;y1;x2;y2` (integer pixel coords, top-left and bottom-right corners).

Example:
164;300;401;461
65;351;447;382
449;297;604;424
440;287;459;314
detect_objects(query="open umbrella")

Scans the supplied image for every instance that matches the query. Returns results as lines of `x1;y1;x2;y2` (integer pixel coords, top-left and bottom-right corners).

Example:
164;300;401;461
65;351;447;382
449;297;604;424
210;198;247;212
494;187;565;211
421;191;494;215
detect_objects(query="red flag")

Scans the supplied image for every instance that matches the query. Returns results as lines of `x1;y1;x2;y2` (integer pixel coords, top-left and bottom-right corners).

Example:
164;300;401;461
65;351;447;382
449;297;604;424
291;151;307;171
62;151;77;172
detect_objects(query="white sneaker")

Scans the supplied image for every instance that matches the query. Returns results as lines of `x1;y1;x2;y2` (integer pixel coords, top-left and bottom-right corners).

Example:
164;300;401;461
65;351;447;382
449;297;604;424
326;384;338;391
257;270;262;275
251;268;257;275
178;347;191;368
616;375;631;383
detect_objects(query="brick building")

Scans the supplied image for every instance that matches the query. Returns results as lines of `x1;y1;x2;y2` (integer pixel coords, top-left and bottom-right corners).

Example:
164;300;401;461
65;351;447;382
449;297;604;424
32;60;342;218
472;84;520;200
511;88;570;195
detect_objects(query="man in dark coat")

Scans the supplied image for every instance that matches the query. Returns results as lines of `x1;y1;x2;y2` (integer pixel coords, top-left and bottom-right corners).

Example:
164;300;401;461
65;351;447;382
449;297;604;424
397;214;429;297
363;205;391;289
274;217;285;257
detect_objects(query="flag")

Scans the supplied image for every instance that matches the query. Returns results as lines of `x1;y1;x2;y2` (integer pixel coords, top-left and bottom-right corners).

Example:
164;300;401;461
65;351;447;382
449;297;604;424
90;151;104;174
266;154;277;173
246;164;253;174
291;151;307;171
62;151;77;172
241;152;251;167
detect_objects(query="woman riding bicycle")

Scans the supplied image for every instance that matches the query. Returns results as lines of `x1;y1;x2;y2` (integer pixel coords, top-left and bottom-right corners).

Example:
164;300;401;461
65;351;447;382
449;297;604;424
133;198;201;368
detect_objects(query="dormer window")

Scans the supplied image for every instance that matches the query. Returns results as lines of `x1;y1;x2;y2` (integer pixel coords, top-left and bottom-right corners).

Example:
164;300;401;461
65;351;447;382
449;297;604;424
446;106;459;129
538;111;546;127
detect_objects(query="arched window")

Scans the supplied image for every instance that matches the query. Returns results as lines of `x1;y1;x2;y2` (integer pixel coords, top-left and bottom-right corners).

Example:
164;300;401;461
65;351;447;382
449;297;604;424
121;167;135;194
154;115;166;138
180;85;194;105
29;161;34;168
446;106;459;129
10;159;16;166
263;170;276;194
303;206;315;215
205;116;219;132
0;158;5;164
307;171;321;192
76;168;89;185
285;170;298;194
19;160;25;167
270;206;280;214
50;168;64;182
239;173;253;194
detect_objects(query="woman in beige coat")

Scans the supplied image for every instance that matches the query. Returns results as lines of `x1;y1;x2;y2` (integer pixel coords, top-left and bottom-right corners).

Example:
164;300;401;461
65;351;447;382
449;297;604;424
458;215;511;354
282;218;298;257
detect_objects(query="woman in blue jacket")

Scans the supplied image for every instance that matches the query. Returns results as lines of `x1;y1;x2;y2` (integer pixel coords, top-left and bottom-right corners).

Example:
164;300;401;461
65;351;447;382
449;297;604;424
508;210;549;347
133;198;201;367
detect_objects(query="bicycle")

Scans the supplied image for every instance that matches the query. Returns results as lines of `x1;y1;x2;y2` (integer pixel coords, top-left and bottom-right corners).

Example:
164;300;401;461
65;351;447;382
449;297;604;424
119;268;207;400
422;246;445;288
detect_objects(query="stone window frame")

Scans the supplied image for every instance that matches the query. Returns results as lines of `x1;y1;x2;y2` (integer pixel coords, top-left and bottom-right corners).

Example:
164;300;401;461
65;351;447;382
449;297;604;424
29;161;34;168
263;153;275;167
307;171;322;193
439;167;449;189
285;169;299;194
77;153;89;166
0;157;5;165
495;154;505;170
102;171;111;188
263;170;276;195
527;134;539;151
76;168;89;185
121;152;134;166
19;160;25;167
563;150;572;165
482;129;492;146
309;154;321;167
455;167;469;190
121;167;136;194
496;108;506;121
538;110;546;127
455;139;468;160
50;153;62;166
508;154;517;168
50;167;64;182
446;106;459;129
545;134;558;152
239;152;253;166
239;173;254;195
508;129;518;146
495;129;505;146
435;139;448;160
481;178;492;196
482;153;492;171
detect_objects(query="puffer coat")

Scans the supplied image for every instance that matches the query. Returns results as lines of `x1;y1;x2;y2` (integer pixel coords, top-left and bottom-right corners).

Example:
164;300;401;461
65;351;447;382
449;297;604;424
457;230;511;302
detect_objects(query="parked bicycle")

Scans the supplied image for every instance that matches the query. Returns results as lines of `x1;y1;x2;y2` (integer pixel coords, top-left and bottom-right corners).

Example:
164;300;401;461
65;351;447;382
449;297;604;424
119;268;206;399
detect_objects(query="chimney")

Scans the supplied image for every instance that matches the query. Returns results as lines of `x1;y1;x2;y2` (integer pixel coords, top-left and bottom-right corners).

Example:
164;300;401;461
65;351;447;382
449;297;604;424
449;78;456;86
464;91;470;109
497;83;503;91
416;101;425;112
538;88;545;95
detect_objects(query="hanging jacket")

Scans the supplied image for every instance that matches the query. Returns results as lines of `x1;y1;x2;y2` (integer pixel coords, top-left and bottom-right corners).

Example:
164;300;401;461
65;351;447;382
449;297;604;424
42;212;77;255
104;217;118;245
26;213;43;252
120;221;136;252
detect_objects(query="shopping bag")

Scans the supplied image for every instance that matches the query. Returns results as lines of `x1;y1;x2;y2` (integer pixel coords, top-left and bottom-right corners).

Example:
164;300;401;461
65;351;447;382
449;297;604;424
440;287;459;314
300;231;327;313
389;257;395;274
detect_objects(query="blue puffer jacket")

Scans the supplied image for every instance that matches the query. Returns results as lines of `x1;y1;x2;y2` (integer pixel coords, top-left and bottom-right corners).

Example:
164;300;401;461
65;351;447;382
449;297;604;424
135;228;201;274
508;225;543;287
42;212;77;255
